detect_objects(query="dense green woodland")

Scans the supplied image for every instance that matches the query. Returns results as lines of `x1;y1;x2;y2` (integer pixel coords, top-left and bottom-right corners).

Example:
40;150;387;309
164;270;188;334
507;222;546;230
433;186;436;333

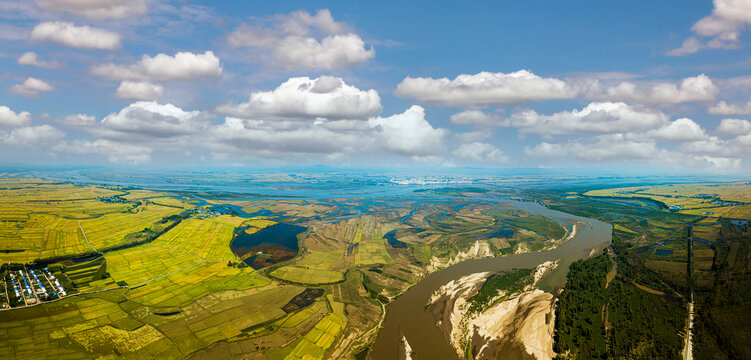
693;220;751;359
545;190;694;359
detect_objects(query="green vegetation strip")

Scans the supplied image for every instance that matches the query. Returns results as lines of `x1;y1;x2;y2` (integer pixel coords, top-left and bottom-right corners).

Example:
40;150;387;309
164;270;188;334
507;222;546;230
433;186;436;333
467;268;534;314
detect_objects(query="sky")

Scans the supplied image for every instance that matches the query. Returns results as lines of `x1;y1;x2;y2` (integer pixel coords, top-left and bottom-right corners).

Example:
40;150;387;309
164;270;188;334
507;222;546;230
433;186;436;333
2;0;751;174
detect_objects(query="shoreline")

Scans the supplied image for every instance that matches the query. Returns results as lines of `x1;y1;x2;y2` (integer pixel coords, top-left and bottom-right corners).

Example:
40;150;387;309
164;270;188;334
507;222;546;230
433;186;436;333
368;198;612;360
426;261;559;360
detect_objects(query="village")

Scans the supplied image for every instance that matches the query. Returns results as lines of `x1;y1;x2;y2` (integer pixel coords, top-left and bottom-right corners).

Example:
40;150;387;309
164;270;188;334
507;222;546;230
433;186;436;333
1;266;69;309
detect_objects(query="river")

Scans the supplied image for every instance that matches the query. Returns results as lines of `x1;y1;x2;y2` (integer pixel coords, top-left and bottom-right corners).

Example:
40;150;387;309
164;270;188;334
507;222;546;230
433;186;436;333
369;199;612;360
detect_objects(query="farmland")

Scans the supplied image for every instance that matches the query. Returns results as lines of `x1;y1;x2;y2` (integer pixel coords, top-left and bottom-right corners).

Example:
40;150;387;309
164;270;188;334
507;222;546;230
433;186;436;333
0;177;351;359
538;181;751;359
585;181;751;218
0;176;581;359
3;174;749;359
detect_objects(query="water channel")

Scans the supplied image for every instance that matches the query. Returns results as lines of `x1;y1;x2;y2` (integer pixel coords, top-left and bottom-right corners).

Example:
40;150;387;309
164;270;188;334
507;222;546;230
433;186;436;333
369;199;612;360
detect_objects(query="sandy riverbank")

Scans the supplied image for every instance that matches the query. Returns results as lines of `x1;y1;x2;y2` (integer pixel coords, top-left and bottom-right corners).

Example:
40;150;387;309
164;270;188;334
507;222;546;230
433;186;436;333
427;261;558;359
427;221;582;273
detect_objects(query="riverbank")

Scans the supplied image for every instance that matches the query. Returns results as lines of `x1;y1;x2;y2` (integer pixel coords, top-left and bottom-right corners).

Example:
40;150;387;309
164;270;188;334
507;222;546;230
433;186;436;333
369;199;612;360
427;261;558;360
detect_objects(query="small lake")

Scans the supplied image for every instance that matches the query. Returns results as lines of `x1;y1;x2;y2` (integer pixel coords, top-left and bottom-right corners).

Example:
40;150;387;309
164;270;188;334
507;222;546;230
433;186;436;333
482;226;515;239
230;223;306;269
383;230;407;248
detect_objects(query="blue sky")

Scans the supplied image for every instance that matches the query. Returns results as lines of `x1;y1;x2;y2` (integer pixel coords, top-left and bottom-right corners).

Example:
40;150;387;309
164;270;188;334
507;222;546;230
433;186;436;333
1;0;751;173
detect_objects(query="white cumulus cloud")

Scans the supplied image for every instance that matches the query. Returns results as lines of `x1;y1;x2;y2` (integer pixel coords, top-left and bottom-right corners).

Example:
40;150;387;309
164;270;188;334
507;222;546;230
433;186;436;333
525;134;741;172
54;139;151;164
203;105;445;160
453;142;508;163
205;117;362;158
1;125;65;146
115;81;164;100
0;106;32;127
450;110;507;127
57;113;96;126
367;105;446;157
708;100;751;115
507;102;668;135
525;135;659;162
30;21;121;50
11;77;54;98
17;52;58;68
646;118;708;142
395;70;578;106
217;76;381;120
95;101;208;140
595;74;718;104
91;51;222;81
228;9;374;70
668;0;751;55
716;118;751;135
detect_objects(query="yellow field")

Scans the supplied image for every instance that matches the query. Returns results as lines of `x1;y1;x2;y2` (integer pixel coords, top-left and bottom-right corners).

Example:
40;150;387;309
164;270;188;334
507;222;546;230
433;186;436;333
0;214;89;262
271;266;344;284
152;216;239;261
0;282;306;358
79;202;183;250
0;180;194;262
0;177;359;359
105;245;204;285
354;224;394;267
283;313;344;360
124;261;270;307
147;196;195;209
242;217;277;230
585;182;751;218
297;250;345;271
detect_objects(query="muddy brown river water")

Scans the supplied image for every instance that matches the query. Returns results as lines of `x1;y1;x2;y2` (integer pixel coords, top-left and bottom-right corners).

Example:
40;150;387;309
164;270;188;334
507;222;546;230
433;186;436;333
369;199;612;360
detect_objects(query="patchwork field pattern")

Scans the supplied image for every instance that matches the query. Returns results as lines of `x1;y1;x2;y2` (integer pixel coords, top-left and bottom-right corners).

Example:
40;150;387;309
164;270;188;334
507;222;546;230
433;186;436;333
585;182;751;218
0;178;593;359
151;216;239;261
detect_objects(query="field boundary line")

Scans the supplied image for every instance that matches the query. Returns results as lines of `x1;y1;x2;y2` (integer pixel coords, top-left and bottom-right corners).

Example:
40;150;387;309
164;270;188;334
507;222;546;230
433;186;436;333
78;220;100;255
147;244;208;262
126;261;205;287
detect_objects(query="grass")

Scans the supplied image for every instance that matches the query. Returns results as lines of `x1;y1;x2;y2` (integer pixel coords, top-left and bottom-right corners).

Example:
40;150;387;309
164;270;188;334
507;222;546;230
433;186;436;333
297;250;344;270
502;214;567;240
271;266;344;284
413;245;431;263
644;259;687;275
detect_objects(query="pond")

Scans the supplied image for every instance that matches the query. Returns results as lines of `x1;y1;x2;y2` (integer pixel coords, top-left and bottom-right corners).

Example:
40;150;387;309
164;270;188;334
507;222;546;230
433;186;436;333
482;226;515;239
230;223;306;269
383;230;407;248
